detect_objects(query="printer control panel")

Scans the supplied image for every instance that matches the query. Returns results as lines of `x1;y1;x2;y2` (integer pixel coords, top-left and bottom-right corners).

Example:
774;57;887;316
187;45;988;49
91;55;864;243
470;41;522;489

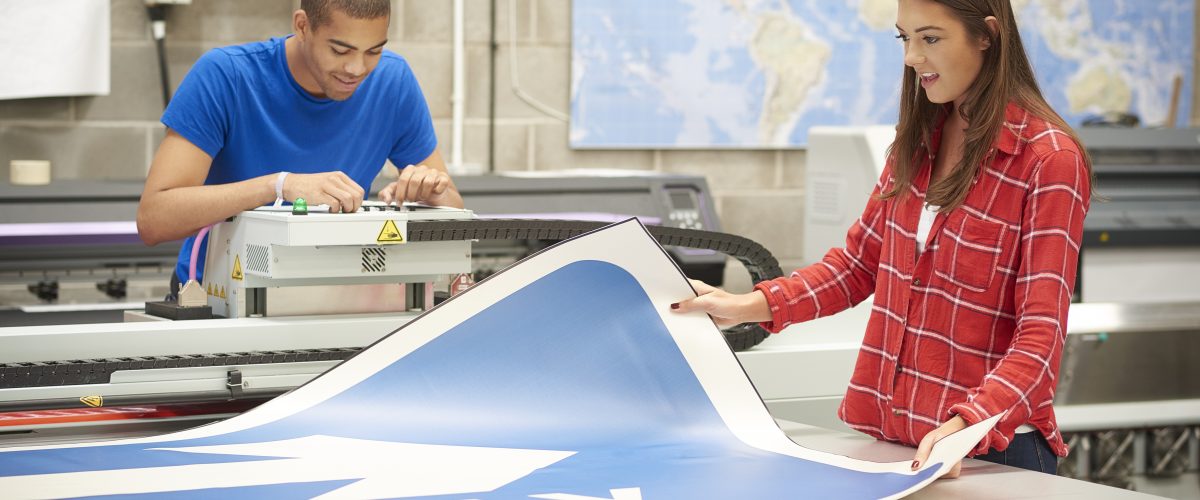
665;188;704;230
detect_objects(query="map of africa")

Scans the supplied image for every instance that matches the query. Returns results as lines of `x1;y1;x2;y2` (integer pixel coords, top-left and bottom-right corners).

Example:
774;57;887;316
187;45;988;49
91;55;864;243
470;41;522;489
570;0;1194;148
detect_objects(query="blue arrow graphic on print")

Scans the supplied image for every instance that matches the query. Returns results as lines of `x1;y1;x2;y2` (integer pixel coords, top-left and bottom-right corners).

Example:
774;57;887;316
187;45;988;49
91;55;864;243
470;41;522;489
0;436;573;498
0;260;937;498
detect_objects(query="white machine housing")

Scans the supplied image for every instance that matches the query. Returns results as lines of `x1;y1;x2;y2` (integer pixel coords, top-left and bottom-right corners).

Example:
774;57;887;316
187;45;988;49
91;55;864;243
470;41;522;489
802;126;895;265
203;205;474;318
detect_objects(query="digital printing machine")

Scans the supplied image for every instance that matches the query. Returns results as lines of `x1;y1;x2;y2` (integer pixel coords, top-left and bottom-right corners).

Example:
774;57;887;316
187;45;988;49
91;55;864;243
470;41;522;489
737;126;1200;495
0;171;727;319
0;171;777;435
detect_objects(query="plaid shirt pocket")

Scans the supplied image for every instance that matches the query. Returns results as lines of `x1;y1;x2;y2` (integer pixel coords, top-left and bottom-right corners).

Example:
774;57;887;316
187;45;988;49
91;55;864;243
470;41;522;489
935;212;1007;292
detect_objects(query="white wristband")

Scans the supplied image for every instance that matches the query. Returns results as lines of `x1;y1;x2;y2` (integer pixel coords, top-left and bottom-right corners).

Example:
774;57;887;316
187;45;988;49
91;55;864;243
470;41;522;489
273;171;289;207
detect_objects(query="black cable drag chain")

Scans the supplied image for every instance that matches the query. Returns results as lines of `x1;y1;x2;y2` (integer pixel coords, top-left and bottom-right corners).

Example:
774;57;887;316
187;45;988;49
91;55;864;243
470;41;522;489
408;219;784;351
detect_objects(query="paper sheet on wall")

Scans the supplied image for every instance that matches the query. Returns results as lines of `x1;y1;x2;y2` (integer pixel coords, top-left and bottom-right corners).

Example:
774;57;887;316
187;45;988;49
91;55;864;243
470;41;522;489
0;219;998;499
0;0;110;100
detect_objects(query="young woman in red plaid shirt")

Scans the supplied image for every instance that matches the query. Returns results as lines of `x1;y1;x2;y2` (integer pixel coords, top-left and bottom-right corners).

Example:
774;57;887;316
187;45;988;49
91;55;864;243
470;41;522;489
673;0;1093;477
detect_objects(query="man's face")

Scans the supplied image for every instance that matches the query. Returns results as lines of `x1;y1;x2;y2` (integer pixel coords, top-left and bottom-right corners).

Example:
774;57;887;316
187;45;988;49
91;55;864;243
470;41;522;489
296;9;389;101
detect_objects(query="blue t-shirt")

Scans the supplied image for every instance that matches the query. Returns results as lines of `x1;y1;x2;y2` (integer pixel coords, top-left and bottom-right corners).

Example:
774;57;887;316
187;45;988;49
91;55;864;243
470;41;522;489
162;36;437;283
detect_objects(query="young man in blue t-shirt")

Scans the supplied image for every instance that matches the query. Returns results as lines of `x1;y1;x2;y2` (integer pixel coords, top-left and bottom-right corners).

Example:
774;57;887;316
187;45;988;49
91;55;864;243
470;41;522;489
137;0;462;289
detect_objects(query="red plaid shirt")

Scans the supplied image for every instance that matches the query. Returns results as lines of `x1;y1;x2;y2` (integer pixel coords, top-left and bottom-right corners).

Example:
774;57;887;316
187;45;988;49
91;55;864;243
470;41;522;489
755;103;1090;457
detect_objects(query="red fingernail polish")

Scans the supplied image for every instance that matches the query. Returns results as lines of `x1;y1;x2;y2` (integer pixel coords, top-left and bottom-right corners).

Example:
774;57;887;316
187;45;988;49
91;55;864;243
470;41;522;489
912;460;920;469
670;303;679;309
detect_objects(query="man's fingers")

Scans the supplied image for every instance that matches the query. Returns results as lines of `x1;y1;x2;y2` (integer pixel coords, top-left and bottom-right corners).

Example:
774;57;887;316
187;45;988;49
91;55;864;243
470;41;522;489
323;196;343;213
409;170;448;202
415;174;436;201
380;182;395;203
408;174;433;202
432;175;449;194
285;172;365;211
405;177;424;202
331;187;358;213
390;165;452;203
396;167;416;201
329;172;363;204
423;172;449;197
316;184;354;213
341;191;362;212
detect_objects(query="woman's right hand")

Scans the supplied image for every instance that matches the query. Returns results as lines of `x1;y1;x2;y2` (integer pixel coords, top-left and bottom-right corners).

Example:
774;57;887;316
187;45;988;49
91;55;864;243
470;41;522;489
671;279;772;329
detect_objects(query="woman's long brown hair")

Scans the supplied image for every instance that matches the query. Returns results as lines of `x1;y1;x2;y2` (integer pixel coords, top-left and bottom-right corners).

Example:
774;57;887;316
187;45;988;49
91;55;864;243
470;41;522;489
882;0;1093;210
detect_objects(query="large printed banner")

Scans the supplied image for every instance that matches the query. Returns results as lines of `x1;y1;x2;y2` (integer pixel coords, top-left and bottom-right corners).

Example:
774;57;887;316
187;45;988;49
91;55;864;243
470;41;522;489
0;220;996;499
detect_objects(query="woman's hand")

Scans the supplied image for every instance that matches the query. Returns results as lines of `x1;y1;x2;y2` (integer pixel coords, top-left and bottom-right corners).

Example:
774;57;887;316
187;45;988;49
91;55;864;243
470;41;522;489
912;415;968;478
670;279;771;329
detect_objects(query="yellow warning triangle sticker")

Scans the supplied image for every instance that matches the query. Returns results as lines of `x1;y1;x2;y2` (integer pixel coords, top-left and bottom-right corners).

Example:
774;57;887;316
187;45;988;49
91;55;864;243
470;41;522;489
377;220;405;244
80;395;103;408
232;255;244;281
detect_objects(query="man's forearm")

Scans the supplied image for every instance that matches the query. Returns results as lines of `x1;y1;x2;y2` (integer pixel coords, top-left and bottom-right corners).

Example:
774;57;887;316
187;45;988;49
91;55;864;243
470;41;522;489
137;175;276;245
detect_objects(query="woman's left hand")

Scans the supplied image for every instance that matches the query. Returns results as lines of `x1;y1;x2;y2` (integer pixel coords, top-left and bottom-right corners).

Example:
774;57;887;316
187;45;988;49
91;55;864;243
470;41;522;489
912;415;968;478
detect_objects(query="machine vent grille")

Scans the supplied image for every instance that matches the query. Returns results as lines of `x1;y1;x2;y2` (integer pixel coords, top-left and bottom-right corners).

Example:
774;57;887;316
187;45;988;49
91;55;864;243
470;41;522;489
246;244;270;273
362;247;387;273
810;179;842;219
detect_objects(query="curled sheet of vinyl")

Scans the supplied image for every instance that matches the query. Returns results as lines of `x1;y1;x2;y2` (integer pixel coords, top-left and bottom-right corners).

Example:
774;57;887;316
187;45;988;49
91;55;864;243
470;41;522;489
0;219;998;499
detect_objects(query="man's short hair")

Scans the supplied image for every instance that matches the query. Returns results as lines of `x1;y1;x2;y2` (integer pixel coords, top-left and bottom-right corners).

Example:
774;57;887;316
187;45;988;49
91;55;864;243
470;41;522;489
301;0;391;30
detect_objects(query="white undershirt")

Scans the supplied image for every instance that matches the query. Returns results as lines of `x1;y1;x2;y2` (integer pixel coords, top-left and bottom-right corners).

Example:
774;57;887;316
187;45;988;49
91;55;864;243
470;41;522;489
920;202;1036;434
916;203;940;253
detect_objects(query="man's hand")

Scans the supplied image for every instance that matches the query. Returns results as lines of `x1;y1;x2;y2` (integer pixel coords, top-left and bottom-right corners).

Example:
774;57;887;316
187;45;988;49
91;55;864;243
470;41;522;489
670;279;771;329
912;415;968;478
380;164;453;206
283;171;365;213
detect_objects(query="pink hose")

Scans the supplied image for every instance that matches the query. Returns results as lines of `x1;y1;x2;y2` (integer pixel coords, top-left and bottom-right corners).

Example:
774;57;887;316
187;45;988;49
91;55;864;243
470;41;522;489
189;225;213;282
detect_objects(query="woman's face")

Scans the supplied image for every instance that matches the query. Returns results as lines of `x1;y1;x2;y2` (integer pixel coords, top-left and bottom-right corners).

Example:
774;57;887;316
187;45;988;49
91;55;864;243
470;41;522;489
896;0;990;108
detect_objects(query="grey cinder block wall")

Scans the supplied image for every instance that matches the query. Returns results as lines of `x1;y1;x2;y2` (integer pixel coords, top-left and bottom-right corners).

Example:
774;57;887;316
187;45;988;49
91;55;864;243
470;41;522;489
1;0;1197;279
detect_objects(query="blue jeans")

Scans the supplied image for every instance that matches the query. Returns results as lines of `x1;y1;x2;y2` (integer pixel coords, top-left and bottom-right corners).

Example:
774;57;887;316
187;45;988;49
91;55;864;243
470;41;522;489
974;431;1057;474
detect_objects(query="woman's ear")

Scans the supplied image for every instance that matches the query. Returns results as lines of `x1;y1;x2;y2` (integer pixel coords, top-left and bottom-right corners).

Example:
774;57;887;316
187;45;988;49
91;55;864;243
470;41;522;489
981;15;1000;50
